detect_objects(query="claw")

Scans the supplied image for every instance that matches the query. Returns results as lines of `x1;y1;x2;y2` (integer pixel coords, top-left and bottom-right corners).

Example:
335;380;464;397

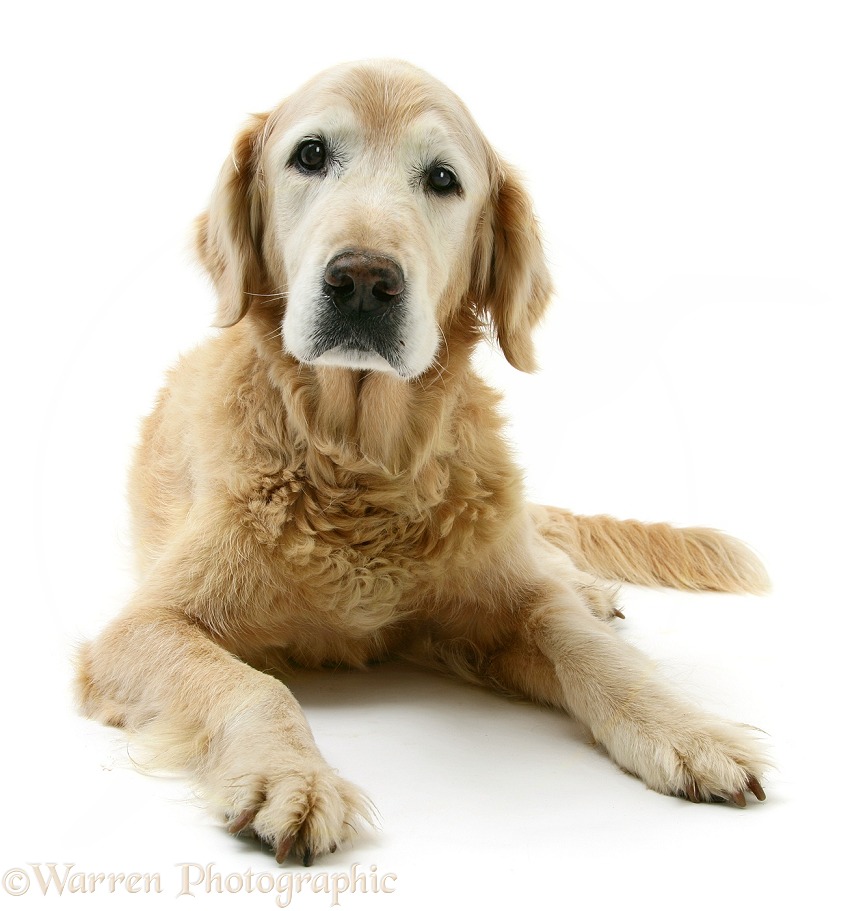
612;608;626;619
275;835;295;864
748;776;766;801
227;808;257;835
330;843;338;854
303;847;315;867
684;783;701;803
729;791;746;808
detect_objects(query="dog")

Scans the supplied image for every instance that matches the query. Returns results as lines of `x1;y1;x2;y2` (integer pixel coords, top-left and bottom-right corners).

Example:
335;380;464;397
76;59;770;866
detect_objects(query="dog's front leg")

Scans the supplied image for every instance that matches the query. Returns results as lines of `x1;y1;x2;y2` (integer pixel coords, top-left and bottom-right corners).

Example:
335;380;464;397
486;579;769;805
76;518;374;864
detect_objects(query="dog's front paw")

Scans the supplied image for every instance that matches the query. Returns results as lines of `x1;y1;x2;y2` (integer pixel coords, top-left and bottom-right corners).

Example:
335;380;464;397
603;715;769;806
218;757;376;865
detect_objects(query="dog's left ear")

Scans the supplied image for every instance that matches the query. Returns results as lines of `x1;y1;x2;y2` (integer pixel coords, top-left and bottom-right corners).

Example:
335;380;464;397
471;161;553;372
195;112;269;328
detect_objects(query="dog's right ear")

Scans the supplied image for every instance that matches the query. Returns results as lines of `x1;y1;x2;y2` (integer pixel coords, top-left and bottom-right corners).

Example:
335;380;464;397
195;112;269;328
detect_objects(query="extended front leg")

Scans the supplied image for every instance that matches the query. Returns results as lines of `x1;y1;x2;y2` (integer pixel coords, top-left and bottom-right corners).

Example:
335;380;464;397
481;579;768;805
75;512;374;864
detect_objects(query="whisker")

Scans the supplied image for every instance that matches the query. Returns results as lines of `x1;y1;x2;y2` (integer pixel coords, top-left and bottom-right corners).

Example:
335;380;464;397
260;331;282;347
436;325;451;372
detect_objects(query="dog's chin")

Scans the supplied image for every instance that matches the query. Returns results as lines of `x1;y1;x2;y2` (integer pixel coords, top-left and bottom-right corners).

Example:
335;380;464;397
310;347;405;376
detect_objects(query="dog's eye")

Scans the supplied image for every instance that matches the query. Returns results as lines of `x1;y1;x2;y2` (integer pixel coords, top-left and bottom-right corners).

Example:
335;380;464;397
426;164;460;195
293;138;328;173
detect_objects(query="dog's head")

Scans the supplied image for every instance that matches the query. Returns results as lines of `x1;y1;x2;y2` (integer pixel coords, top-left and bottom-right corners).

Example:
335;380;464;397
196;60;552;377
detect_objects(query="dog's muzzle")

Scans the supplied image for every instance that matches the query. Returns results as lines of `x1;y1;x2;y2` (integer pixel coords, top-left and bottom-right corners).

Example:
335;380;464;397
309;250;410;374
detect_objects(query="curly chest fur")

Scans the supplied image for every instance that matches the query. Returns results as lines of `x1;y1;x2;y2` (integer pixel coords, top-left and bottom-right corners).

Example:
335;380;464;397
240;452;515;621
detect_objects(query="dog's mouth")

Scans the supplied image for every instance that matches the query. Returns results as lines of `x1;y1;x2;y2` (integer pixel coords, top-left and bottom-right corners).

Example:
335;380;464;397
306;299;410;376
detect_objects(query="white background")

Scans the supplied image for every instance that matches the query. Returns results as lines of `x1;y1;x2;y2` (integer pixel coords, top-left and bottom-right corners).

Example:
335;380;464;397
2;1;860;908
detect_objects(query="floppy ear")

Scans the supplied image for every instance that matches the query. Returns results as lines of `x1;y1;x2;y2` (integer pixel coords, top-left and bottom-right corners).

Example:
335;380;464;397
472;161;553;372
195;112;269;327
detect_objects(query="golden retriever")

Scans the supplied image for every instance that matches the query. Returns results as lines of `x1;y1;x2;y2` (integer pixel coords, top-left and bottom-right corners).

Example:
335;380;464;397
76;59;770;866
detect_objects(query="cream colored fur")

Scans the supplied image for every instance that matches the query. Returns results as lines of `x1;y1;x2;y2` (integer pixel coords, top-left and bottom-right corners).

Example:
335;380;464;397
76;60;770;866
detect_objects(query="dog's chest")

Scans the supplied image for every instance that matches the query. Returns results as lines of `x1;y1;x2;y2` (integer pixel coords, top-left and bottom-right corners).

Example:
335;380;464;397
241;460;503;614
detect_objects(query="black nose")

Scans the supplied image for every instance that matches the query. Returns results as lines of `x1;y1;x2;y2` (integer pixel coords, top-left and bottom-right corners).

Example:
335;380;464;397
323;251;405;316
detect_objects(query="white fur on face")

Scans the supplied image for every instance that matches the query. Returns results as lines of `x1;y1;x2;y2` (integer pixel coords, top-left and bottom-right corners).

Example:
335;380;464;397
264;103;486;380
